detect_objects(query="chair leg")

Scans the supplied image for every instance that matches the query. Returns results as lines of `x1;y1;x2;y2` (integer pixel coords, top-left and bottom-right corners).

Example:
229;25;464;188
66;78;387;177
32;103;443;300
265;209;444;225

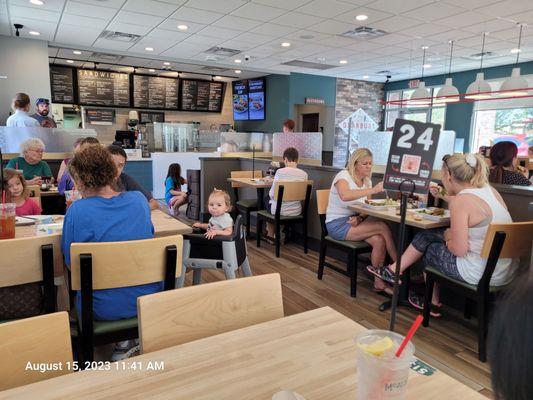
317;239;327;280
224;266;237;280
477;297;489;362
275;222;281;257
464;298;472;320
349;251;357;298
80;330;94;366
422;277;434;327
192;269;202;285
240;258;253;277
303;221;308;254
176;267;186;288
256;217;262;248
245;210;251;239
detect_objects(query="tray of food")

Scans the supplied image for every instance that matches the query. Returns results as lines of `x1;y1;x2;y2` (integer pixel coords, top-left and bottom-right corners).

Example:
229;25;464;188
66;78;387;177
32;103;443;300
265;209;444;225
362;199;400;210
409;207;450;222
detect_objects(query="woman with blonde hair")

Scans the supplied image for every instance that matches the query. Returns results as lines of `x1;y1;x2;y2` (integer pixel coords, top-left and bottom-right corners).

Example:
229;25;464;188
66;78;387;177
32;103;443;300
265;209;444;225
368;153;515;316
326;148;397;293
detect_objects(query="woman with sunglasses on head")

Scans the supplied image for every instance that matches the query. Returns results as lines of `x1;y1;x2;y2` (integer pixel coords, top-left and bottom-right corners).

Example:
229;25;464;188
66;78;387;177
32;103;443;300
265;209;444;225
367;153;516;317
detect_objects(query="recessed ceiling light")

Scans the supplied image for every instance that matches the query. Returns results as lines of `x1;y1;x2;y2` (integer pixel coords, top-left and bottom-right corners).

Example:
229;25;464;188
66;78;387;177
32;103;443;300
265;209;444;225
214;76;222;79
163;62;170;66
145;47;154;51
510;48;521;54
281;42;291;47
149;69;155;72
73;50;82;55
339;60;348;64
363;75;369;79
29;0;44;5
66;60;74;64
177;24;188;31
234;70;242;74
29;31;40;36
234;59;242;63
355;14;368;21
423;64;432;68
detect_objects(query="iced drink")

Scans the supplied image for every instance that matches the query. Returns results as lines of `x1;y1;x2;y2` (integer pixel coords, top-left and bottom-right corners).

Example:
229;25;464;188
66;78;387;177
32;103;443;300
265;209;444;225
65;190;82;208
355;329;414;400
0;203;16;240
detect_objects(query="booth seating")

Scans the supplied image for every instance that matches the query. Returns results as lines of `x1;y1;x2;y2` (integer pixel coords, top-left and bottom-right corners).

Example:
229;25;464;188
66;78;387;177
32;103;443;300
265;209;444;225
232;170;263;238
138;274;283;354
315;189;372;298
423;221;533;362
256;180;313;258
70;236;183;364
0;312;73;391
178;215;252;287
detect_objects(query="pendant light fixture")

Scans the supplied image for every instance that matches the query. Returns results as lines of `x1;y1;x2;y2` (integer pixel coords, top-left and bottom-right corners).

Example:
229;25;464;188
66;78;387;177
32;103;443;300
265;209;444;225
499;24;529;96
465;32;492;100
435;40;460;103
410;46;431;106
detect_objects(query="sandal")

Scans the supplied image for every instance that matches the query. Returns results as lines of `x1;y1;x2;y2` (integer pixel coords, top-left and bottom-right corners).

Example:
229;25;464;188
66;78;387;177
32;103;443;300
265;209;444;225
366;265;400;285
408;292;442;318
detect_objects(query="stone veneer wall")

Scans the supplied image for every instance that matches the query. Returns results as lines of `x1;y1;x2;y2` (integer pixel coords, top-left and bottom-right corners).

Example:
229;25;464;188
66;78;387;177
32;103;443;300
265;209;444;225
333;78;384;168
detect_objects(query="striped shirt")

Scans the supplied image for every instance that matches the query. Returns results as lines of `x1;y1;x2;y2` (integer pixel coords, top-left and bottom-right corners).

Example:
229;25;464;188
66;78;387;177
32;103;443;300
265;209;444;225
269;167;308;216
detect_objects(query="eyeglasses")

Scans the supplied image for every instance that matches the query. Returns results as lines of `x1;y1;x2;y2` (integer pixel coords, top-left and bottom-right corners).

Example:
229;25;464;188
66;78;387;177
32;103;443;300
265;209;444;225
30;148;44;154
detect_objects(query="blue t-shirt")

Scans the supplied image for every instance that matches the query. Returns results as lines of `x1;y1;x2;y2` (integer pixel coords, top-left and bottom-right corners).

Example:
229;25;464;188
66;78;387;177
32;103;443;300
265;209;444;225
164;176;176;205
61;191;162;321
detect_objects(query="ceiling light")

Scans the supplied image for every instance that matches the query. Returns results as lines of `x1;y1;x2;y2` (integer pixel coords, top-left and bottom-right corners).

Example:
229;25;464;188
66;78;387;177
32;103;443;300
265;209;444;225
465;32;492;100
410;46;431;106
29;31;40;36
281;42;291;47
234;59;242;63
355;14;368;21
339;60;348;64
363;75;369;79
163;62;170;66
177;24;188;31
29;0;44;5
234;70;242;74
423;64;431;68
510;48;521;54
435;41;459;104
66;60;74;64
214;76;222;80
499;25;529;96
149;69;155;72
73;50;82;55
145;47;154;51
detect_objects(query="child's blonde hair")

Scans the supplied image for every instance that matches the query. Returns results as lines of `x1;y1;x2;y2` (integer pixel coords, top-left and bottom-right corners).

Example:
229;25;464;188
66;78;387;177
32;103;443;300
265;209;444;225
2;168;29;201
209;188;232;212
443;153;488;188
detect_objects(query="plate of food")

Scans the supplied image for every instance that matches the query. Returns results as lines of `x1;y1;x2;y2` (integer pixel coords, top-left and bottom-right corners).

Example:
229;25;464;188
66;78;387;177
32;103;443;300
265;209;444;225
233;95;248;113
409;207;450;221
249;95;263;111
363;198;400;210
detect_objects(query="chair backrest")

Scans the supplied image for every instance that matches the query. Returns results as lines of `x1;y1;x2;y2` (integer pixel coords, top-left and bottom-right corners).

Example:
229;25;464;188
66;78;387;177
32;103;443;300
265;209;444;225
70;235;183;290
230;170;262;188
273;180;313;201
316;189;330;237
0;312;73;391
138;273;284;353
27;185;41;207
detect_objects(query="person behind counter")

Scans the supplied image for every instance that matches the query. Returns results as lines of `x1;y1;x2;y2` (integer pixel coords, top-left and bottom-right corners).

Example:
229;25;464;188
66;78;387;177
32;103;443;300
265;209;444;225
5;93;40;127
282;119;295;133
107;145;159;210
31;98;57;128
488;141;531;186
6;138;52;185
58;137;101;195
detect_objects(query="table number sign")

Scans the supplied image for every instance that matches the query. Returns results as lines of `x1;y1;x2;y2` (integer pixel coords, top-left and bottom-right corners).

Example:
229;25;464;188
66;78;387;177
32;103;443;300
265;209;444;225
384;118;441;195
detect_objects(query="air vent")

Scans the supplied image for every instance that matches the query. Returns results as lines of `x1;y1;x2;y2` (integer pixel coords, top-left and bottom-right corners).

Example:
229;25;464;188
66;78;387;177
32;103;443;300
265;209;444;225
205;46;241;57
98;30;141;43
340;26;387;39
201;66;229;72
375;70;392;75
91;53;123;63
282;60;337;70
461;51;497;61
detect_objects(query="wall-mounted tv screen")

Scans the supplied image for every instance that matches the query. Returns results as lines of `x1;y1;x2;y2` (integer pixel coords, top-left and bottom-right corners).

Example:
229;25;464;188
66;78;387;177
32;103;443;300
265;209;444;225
232;78;265;121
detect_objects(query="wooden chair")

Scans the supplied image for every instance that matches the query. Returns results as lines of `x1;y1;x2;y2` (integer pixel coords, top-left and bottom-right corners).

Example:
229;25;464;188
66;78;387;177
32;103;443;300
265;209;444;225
0;235;62;321
232;170;262;238
27;185;41;208
256;180;313;257
138;273;283;354
316;189;372;297
423;221;533;362
0;312;73;391
70;235;183;364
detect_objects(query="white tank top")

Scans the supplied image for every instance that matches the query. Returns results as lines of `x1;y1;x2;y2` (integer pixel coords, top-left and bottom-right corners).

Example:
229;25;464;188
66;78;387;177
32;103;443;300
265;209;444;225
456;186;516;286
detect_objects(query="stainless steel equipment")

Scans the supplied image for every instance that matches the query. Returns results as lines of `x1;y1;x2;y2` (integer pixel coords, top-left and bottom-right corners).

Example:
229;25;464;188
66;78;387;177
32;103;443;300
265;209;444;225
0;127;97;153
145;122;200;153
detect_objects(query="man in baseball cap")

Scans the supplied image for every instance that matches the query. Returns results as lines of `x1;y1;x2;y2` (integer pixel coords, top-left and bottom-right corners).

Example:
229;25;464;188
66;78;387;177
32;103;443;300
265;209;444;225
31;98;57;128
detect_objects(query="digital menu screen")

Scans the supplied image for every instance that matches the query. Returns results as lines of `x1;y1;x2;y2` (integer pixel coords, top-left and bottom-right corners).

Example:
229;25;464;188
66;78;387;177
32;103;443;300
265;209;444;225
248;78;265;120
232;80;249;121
77;69;130;107
50;66;75;104
179;79;224;112
133;75;179;110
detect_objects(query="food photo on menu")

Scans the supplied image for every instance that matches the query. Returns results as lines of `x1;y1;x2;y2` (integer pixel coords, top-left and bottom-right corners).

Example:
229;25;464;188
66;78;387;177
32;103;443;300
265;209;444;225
232;80;249;121
248;78;265;120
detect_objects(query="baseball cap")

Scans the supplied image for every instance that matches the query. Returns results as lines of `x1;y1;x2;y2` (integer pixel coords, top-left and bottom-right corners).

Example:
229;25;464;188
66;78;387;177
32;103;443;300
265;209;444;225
36;98;50;105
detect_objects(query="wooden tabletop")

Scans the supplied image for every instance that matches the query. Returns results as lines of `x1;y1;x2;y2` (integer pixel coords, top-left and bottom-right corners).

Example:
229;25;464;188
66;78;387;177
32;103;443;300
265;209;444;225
227;177;273;188
0;307;485;400
14;209;192;239
349;203;450;230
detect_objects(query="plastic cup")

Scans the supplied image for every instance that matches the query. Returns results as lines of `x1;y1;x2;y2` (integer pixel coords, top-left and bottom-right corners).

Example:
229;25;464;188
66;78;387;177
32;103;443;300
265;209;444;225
0;203;16;240
65;190;82;208
355;329;415;400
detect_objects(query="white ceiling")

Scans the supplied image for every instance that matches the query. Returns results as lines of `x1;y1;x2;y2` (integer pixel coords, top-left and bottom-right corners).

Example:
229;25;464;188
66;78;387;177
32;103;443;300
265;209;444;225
1;0;533;82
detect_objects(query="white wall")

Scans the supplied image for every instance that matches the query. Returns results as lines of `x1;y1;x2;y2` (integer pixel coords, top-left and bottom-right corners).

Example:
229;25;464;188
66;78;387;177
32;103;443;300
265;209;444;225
0;36;51;124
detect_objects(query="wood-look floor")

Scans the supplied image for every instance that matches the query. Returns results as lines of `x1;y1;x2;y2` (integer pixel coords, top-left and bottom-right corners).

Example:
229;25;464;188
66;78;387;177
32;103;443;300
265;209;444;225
184;239;493;399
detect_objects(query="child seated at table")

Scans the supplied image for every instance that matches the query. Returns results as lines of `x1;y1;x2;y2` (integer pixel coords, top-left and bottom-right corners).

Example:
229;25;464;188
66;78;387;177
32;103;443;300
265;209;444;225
165;163;188;216
193;189;233;239
3;168;42;216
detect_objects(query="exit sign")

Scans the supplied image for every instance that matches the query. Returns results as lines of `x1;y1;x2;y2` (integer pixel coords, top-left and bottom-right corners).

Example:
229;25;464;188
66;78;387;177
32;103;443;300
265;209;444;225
408;80;420;89
305;97;325;105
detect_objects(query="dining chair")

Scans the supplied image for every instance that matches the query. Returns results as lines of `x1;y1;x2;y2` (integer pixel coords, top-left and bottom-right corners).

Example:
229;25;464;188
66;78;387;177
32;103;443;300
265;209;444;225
138;273;283;354
27;185;42;208
0;312;73;391
423;221;533;362
256;180;313;257
315;189;372;298
0;235;62;321
69;235;183;365
232;170;263;238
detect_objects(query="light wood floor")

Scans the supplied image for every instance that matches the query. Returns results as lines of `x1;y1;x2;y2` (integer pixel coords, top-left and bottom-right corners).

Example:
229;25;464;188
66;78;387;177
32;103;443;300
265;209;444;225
185;239;493;399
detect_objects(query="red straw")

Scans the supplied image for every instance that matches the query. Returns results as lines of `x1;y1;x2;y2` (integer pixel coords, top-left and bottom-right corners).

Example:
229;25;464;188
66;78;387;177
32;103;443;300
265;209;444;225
395;315;424;358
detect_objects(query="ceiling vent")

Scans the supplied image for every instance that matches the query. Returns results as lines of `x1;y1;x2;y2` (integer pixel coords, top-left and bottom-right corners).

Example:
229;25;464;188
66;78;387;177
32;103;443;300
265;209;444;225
205;46;241;57
461;51;497;61
91;53;123;63
98;30;141;43
340;26;387;39
282;60;337;70
375;70;393;75
201;66;229;72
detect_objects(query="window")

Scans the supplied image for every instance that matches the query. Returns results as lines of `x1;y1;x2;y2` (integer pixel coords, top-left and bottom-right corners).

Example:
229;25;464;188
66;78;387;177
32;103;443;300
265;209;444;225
384;86;446;130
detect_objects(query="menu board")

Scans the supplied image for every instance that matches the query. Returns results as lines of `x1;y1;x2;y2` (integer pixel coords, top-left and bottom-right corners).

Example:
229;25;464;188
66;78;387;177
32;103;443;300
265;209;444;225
50;66;75;104
232;80;248;121
232;78;266;121
383;119;441;195
179;79;224;112
77;69;130;107
85;108;115;125
133;75;179;110
139;111;165;124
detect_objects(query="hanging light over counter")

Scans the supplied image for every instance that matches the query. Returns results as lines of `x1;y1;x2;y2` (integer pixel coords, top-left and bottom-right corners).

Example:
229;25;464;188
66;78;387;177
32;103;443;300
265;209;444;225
410;46;431;106
435;41;459;103
465;33;492;100
499;24;529;96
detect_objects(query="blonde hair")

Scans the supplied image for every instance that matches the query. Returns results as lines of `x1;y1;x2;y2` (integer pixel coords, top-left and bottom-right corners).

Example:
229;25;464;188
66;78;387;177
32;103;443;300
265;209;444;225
3;168;30;201
443;153;488;188
209;188;232;212
347;148;373;185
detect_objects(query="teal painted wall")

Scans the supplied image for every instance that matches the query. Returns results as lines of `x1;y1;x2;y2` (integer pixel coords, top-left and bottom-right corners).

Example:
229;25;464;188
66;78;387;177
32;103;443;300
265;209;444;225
384;60;533;151
288;72;337;117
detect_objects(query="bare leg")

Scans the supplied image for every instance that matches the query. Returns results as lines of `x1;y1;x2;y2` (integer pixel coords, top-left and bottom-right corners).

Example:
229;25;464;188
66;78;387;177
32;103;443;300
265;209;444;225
266;222;275;237
345;219;397;261
388;244;424;274
365;235;391;292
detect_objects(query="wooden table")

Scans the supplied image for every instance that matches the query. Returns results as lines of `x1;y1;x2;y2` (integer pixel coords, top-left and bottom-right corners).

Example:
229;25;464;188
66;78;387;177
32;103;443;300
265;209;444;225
348;203;450;230
0;307;485;400
227;177;273;210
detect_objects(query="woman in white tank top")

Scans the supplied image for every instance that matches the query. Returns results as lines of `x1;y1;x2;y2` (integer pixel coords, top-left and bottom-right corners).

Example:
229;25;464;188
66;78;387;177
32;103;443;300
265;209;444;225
368;153;515;317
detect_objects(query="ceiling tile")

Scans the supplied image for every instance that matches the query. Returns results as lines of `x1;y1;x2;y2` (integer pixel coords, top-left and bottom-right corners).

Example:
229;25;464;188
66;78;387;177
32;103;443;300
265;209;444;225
402;3;466;23
271;12;323;29
213;15;264;31
106;21;151;35
64;1;118;20
434;11;491;29
181;34;224;47
92;38;133;51
157;18;205;33
55;24;102;46
61;14;110;29
113;10;164;26
184;0;247;14
57;48;93;59
9;5;60;23
365;0;435;15
197;25;241;40
7;17;56;38
146;28;190;41
308;19;355;35
234;31;277;45
70;0;125;8
250;23;298;37
425;29;475;44
399;23;451;38
7;0;65;12
368;32;412;45
442;0;503;10
370;15;418;33
346;40;385;52
507;10;533;26
476;1;533;18
462;18;519;35
316;35;358;48
169;6;224;24
296;0;355;18
489;27;523;41
251;0;310;11
122;0;179;17
48;47;59;57
220;39;256;51
231;3;286;22
129;37;178;54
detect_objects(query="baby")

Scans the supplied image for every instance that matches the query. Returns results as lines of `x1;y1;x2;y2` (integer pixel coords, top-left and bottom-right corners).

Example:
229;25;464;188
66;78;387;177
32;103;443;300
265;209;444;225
193;189;233;239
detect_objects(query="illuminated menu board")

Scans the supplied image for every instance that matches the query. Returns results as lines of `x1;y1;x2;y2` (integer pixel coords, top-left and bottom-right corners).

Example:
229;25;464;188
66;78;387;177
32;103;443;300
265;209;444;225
133;75;179;110
50;66;75;104
232;80;248;121
179;79;224;112
232;78;266;121
77;69;130;107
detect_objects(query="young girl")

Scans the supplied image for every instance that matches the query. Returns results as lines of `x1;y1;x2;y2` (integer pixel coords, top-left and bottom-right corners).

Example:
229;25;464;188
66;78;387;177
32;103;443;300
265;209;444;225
165;163;188;216
4;168;42;216
193;189;233;239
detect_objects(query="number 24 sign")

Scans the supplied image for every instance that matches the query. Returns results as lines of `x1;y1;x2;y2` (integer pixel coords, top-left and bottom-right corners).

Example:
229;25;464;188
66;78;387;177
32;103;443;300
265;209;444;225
384;118;441;195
